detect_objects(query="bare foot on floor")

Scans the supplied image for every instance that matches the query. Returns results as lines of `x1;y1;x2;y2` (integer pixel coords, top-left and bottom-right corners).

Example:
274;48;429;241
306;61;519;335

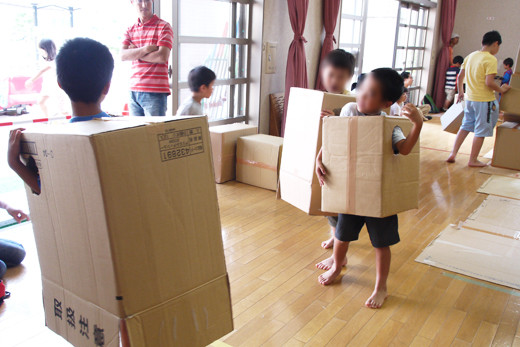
318;266;342;286
316;256;347;270
468;160;488;167
365;288;388;309
446;155;456;163
321;237;334;249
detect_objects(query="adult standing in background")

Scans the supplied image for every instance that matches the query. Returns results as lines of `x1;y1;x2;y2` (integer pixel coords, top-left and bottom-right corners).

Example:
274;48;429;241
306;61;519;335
449;33;460;65
121;0;173;116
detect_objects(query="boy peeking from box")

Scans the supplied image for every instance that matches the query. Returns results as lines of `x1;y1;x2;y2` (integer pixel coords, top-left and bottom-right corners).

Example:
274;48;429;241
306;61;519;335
315;68;423;309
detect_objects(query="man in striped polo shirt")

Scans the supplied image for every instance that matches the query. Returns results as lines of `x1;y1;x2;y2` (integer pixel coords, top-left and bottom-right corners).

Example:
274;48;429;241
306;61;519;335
122;0;173;116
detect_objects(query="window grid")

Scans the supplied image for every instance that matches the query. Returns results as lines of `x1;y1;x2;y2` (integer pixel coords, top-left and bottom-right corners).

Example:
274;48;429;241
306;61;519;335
338;0;368;82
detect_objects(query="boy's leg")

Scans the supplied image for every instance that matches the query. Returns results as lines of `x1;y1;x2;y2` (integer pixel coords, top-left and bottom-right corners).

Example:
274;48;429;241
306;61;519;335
318;238;349;286
446;129;470;162
468;100;499;167
447;101;474;163
129;92;145;117
321;216;337;249
316;214;362;273
365;215;399;309
366;247;390;309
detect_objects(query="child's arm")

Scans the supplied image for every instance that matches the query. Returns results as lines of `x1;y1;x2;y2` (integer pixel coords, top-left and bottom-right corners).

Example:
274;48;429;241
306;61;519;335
320;109;334;118
486;74;511;94
395;104;423;156
121;44;159;61
315;148;326;186
25;66;52;89
8;129;41;195
0;200;29;224
456;69;465;103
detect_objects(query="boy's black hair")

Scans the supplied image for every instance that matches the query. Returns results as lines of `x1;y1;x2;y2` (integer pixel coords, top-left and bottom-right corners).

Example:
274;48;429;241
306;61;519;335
188;66;216;92
400;71;411;80
39;39;56;62
371;68;405;104
322;49;356;75
504;57;514;68
482;30;502;46
453;55;464;65
56;38;114;104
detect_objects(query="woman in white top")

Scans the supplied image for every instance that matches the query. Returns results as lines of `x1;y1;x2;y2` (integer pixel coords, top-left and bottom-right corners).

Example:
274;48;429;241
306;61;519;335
25;39;57;118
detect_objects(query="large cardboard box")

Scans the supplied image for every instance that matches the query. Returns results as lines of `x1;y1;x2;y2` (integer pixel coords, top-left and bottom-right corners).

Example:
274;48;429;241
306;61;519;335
500;87;520;116
321;116;420;218
236;134;283;191
210;123;257;183
441;101;464;134
279;88;356;215
21;116;233;347
492;121;520;170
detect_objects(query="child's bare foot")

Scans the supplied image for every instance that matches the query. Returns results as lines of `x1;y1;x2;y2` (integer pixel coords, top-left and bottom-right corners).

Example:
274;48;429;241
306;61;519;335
316;256;347;270
446;154;456;163
468;160;488;167
318;265;342;286
321;237;334;249
365;288;388;309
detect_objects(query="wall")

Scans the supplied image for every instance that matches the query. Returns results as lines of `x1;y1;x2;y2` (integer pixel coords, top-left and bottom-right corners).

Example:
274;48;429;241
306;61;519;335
453;0;520;75
255;0;340;134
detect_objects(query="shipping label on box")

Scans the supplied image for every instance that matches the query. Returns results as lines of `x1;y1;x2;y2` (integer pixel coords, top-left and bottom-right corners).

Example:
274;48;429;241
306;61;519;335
441;101;464;134
492;121;520;171
236;134;283;191
210;123;257;183
279;88;356;215
21;116;233;347
321;116;420;218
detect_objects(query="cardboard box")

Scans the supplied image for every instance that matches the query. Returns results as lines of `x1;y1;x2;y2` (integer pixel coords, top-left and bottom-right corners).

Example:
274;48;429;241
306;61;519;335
236;134;283;191
210;123;257;183
279;88;356;215
321;116;420;218
500;87;520;116
441;101;465;134
21;116;233;347
508;73;520;89
492;122;520;170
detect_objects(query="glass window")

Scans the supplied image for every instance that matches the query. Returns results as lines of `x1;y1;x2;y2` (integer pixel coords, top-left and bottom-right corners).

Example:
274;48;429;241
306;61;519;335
339;0;367;81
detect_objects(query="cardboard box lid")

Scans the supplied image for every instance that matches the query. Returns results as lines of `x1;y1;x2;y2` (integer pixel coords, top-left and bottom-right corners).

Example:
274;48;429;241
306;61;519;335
440;101;464;132
22;116;228;318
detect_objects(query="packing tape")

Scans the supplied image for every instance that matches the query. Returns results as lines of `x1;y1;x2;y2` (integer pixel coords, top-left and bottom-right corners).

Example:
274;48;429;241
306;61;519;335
236;158;277;172
346;117;358;213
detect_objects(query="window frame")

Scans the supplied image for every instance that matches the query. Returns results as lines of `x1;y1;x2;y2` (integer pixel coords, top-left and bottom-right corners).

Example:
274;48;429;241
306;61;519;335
337;0;368;79
167;0;252;124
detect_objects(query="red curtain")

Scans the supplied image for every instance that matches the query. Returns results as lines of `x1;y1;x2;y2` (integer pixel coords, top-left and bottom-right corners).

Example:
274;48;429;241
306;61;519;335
432;0;458;108
315;0;341;91
282;0;309;137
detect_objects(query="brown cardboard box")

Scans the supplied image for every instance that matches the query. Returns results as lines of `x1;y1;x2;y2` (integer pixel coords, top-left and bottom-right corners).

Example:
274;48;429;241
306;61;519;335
210;123;257;183
492;121;520;170
236;134;283;190
441;101;464;134
279;88;356;215
321;116;420;218
21;116;233;347
500;87;520;116
509;73;520;89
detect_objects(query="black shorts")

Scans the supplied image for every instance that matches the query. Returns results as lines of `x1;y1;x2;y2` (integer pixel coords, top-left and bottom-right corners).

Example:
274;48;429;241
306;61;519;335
335;214;399;248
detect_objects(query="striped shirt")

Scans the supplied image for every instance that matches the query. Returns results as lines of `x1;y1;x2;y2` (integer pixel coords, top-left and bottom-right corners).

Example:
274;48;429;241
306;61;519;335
123;15;173;94
445;66;460;90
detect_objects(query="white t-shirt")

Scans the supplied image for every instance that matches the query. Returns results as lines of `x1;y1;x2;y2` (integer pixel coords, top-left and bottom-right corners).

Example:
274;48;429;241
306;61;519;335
176;97;203;116
339;102;406;153
390;102;402;116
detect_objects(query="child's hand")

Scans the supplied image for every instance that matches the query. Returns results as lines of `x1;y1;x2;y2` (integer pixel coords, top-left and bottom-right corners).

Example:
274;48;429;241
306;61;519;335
25;79;34;89
315;149;326;186
320;109;334;118
501;84;512;94
401;104;423;125
8;128;25;168
456;93;464;103
6;207;29;224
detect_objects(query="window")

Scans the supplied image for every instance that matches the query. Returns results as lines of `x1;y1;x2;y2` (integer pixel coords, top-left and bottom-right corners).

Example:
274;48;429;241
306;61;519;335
393;2;432;105
166;0;251;123
338;0;367;82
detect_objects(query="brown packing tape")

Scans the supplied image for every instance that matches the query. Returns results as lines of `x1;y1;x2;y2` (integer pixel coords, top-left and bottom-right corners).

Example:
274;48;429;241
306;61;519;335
347;117;358;214
236;158;277;172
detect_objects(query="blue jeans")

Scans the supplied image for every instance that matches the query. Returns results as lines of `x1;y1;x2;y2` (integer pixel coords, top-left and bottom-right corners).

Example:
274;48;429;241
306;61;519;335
0;239;26;278
129;91;169;117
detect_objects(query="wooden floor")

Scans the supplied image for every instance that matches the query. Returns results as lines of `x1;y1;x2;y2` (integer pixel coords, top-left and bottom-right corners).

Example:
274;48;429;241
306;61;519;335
2;117;520;346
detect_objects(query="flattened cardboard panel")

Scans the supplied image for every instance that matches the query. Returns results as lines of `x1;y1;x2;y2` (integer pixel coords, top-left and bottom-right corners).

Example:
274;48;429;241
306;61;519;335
480;165;520;178
416;226;520;289
500;87;520;116
441;102;465;134
126;276;233;347
464;195;520;238
478;175;520;200
43;278;120;347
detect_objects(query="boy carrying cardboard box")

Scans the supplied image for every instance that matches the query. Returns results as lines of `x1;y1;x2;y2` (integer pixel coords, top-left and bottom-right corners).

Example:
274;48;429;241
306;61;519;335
315;68;422;309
